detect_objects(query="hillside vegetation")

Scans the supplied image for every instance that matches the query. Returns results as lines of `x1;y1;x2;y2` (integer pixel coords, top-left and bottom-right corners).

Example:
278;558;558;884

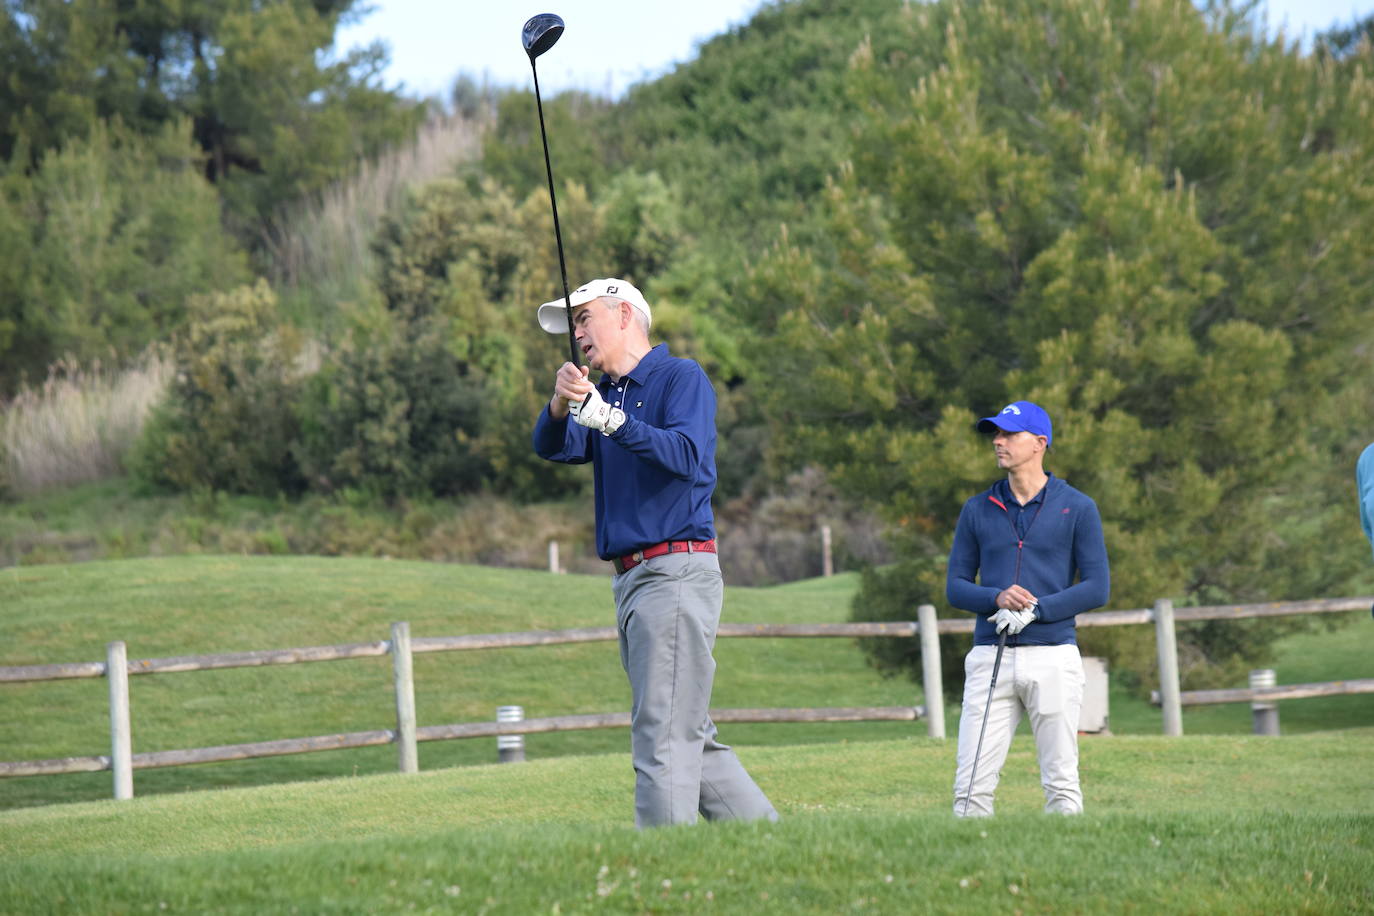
4;0;1374;691
0;0;422;388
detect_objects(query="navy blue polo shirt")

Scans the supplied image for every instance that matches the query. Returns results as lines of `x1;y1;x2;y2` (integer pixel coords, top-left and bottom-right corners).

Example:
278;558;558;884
532;344;717;560
1004;478;1046;540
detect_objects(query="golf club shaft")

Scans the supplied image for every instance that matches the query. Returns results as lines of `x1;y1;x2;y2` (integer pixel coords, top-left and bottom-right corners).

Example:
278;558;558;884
529;62;580;367
961;628;1008;816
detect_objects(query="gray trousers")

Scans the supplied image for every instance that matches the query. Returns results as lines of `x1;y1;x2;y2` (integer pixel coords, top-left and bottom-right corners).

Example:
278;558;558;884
612;550;778;828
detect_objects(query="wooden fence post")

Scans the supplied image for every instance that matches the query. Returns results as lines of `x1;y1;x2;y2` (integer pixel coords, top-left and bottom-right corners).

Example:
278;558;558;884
548;541;560;574
1154;598;1183;736
107;641;133;800
820;525;833;577
917;604;945;739
391;622;418;774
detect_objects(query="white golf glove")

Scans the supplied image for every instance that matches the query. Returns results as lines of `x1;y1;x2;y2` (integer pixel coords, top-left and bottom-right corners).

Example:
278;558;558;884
994;606;1036;636
570;387;626;436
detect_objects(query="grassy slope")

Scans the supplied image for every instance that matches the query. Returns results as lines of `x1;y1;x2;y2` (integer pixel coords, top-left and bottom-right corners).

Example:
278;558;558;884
0;557;917;808
1;556;1370;812
1;734;1371;913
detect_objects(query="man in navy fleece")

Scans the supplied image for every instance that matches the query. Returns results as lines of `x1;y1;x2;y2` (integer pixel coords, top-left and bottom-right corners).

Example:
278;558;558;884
946;401;1110;816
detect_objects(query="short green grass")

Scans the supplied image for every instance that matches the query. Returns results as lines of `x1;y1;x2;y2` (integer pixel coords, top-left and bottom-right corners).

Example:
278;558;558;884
0;557;923;808
1;556;1370;811
2;734;1371;913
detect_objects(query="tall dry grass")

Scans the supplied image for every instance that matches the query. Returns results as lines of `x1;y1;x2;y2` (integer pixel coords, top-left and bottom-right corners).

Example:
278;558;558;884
0;351;173;497
2;106;491;499
262;112;489;309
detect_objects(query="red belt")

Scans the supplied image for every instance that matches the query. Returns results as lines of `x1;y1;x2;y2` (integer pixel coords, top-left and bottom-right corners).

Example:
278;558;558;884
612;539;716;575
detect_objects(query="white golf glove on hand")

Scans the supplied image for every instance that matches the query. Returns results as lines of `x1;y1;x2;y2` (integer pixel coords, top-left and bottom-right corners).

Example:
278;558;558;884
994;606;1036;636
570;387;626;436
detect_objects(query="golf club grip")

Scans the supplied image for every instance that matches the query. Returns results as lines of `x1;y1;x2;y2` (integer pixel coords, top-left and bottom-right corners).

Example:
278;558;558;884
564;297;577;365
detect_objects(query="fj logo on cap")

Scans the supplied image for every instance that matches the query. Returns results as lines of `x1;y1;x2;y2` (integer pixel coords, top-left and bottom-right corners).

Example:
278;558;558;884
606;285;619;294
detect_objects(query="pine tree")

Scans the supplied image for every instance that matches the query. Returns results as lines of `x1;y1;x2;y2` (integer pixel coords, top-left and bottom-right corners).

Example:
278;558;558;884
745;0;1374;688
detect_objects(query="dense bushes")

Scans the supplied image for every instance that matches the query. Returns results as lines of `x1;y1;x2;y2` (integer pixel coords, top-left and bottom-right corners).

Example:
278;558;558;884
0;0;419;392
131;281;306;496
7;0;1374;680
0;0;420;223
134;166;694;501
294;309;492;499
0;121;250;389
794;0;1374;689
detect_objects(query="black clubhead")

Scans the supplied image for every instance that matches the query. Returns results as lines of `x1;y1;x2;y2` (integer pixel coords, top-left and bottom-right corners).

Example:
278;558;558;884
522;13;565;60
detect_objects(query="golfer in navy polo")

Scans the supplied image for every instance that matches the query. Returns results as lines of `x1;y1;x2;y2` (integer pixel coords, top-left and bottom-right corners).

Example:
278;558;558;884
532;278;778;829
947;401;1110;816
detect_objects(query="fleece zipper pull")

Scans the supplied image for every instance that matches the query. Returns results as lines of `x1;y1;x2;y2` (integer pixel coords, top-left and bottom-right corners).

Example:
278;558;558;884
989;490;1045;645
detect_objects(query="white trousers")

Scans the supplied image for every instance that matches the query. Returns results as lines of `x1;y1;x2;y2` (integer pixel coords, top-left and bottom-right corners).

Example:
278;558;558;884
953;643;1085;817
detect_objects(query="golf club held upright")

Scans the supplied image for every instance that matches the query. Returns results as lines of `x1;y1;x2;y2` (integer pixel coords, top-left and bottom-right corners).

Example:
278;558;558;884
522;13;579;367
961;628;1008;816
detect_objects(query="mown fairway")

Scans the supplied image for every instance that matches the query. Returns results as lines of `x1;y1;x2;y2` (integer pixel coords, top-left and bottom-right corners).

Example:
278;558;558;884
1;733;1371;913
2;556;1371;811
3;557;1373;912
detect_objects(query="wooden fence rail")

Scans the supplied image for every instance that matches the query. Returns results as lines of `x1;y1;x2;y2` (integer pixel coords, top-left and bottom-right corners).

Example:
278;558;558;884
2;595;1369;799
0;624;924;684
1150;678;1374;707
7;599;1364;685
0;707;924;779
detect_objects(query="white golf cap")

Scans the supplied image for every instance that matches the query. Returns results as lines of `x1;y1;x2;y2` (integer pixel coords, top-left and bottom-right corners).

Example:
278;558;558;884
537;278;651;334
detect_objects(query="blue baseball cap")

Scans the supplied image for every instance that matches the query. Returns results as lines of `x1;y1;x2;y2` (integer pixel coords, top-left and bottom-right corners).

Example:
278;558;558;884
976;400;1052;448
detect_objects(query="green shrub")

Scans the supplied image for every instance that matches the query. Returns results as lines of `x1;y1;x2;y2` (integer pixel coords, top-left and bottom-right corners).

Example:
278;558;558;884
356;177;600;502
293;308;489;499
749;0;1374;690
851;557;970;699
599;170;685;282
130;280;306;496
0;120;249;391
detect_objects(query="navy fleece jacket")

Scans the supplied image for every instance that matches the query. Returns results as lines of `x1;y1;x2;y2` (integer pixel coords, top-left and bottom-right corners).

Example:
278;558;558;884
946;474;1110;647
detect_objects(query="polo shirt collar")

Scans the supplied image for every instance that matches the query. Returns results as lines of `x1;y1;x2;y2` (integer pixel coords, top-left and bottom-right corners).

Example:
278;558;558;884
606;342;669;387
997;472;1054;507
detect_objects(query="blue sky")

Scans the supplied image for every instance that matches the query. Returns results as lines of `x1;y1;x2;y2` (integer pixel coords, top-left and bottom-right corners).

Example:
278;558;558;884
335;1;1374;101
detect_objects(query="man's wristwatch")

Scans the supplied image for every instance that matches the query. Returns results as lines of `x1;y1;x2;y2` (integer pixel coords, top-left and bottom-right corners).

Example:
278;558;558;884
602;408;626;436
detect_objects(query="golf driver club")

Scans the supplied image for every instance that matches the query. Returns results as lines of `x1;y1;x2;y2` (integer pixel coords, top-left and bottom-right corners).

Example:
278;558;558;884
960;628;1008;817
522;13;579;368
